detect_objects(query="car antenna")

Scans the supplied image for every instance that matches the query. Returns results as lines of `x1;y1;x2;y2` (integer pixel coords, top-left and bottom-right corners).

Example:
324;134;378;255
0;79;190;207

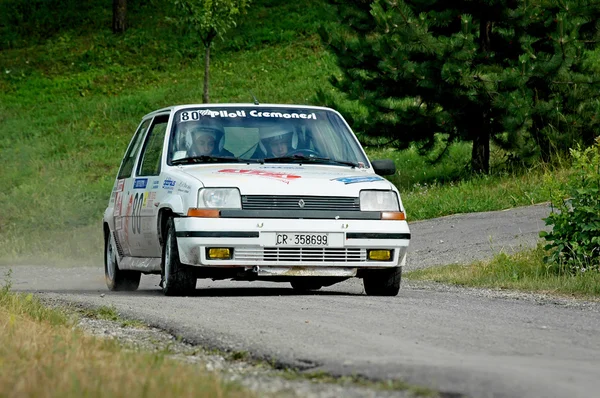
250;91;260;105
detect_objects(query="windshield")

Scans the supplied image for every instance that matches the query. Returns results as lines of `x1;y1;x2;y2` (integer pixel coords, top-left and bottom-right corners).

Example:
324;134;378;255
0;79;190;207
167;107;370;168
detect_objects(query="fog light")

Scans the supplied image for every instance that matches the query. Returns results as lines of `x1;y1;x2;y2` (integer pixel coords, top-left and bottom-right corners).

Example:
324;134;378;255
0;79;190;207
207;248;232;259
368;249;392;261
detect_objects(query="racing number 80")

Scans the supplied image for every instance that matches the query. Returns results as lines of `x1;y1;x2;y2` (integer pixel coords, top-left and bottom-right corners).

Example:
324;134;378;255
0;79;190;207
131;193;143;234
180;111;200;121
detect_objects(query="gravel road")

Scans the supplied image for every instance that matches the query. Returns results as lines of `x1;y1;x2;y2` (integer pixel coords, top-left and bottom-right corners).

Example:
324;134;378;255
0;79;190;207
6;203;600;398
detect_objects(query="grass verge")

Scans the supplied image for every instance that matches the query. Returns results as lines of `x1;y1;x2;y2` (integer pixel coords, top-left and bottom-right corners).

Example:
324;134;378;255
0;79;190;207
0;273;253;398
405;244;600;299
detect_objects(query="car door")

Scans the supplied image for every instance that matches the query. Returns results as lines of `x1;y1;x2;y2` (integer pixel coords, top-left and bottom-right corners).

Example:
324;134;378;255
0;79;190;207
113;118;152;257
127;114;170;257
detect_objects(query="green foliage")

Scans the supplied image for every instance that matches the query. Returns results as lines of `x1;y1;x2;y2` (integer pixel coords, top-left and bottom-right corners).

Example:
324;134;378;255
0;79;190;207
169;0;251;47
407;244;600;297
0;0;108;49
221;0;337;51
494;1;600;162
319;0;600;173
541;139;600;273
167;0;251;102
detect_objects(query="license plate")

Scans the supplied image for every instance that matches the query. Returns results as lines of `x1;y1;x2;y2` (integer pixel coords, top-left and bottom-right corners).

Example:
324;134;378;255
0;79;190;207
275;233;329;246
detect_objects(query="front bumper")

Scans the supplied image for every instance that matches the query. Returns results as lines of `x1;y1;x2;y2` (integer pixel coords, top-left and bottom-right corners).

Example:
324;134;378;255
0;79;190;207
174;217;410;275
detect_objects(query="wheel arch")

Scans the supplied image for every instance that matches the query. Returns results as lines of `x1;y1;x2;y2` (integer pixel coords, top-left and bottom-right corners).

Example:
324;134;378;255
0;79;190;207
158;208;176;247
103;222;110;241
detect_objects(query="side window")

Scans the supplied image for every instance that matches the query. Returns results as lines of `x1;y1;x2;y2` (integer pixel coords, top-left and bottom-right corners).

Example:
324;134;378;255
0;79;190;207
138;115;169;176
117;119;151;179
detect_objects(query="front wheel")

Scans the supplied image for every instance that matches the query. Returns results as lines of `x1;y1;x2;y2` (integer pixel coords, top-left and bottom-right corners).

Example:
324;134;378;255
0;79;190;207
161;218;196;296
104;230;141;291
363;267;402;296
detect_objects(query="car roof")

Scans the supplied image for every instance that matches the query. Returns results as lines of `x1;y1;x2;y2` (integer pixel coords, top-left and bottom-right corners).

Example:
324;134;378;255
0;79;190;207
142;103;338;119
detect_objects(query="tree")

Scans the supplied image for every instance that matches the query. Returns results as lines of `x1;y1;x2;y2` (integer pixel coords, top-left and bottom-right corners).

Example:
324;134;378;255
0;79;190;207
170;0;251;103
495;1;600;162
320;0;600;173
112;0;127;34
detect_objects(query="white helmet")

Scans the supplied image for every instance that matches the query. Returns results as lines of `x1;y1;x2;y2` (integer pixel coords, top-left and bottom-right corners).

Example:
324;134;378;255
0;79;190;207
182;121;226;153
259;124;297;154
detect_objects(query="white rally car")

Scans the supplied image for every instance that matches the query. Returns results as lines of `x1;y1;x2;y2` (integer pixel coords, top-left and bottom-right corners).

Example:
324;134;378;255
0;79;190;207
103;104;410;296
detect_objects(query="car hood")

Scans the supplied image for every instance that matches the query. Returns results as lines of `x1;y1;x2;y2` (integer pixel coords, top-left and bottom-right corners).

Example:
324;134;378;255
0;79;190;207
178;164;393;196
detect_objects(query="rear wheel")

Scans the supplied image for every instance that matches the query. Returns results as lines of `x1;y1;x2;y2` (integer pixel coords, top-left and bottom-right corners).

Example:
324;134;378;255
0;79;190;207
290;278;323;291
363;267;402;296
162;218;196;296
104;230;141;291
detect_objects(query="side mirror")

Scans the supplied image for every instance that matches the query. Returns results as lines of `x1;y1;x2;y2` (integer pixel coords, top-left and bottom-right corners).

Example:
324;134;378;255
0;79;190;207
371;159;396;176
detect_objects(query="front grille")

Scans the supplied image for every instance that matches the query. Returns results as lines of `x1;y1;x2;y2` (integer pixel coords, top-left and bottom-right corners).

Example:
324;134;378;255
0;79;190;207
234;247;366;262
242;195;359;211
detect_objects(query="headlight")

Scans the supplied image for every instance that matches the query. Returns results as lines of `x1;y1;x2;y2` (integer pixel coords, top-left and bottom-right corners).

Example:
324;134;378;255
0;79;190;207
197;188;241;209
359;190;399;211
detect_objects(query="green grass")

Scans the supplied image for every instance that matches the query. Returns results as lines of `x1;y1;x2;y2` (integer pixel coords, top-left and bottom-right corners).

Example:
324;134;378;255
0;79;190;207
0;273;254;398
78;304;147;328
0;0;566;266
406;244;600;298
369;145;569;220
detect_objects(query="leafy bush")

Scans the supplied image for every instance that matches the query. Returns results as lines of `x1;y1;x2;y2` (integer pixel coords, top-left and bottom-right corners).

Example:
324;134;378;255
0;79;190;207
541;138;600;273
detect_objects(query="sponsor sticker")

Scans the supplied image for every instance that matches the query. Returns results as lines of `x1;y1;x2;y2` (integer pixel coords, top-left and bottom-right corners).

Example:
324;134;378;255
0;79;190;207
114;192;123;216
134;178;148;189
218;169;301;184
333;176;384;184
151;180;160;190
144;191;156;208
177;181;192;194
258;165;303;170
179;109;317;122
116;179;125;192
163;178;176;189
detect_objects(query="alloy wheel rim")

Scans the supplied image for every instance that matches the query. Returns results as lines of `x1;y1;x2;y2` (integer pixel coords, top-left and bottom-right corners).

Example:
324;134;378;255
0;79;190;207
164;233;171;287
106;236;115;281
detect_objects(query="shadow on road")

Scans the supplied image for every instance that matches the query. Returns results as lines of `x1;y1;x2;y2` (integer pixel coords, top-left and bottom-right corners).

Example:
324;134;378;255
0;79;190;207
21;286;363;298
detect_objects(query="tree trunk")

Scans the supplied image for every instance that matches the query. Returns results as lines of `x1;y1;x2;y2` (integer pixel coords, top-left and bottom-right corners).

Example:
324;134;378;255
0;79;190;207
112;0;127;34
470;18;492;174
203;44;211;104
471;114;490;174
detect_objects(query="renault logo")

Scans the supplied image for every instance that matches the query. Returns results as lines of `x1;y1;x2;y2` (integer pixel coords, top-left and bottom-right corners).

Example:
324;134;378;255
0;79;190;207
298;199;305;208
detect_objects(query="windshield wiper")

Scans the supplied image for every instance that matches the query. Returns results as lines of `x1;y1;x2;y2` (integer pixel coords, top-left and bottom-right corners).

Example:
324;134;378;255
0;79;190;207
262;155;358;168
171;155;244;165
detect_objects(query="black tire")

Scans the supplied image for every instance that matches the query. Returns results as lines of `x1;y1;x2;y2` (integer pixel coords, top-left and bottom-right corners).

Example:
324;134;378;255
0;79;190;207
363;267;402;296
290;278;323;291
162;218;196;296
104;230;141;291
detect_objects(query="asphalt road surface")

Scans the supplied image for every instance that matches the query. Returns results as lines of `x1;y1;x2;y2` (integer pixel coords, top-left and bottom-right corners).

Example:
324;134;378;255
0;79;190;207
7;203;600;398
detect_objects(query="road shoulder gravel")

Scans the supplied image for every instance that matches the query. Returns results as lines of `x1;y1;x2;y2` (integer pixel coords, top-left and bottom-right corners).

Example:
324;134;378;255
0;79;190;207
39;296;435;398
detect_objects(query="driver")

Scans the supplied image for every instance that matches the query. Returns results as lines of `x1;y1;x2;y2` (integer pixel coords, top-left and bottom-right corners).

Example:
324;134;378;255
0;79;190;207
186;122;234;157
191;128;217;156
256;124;295;158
